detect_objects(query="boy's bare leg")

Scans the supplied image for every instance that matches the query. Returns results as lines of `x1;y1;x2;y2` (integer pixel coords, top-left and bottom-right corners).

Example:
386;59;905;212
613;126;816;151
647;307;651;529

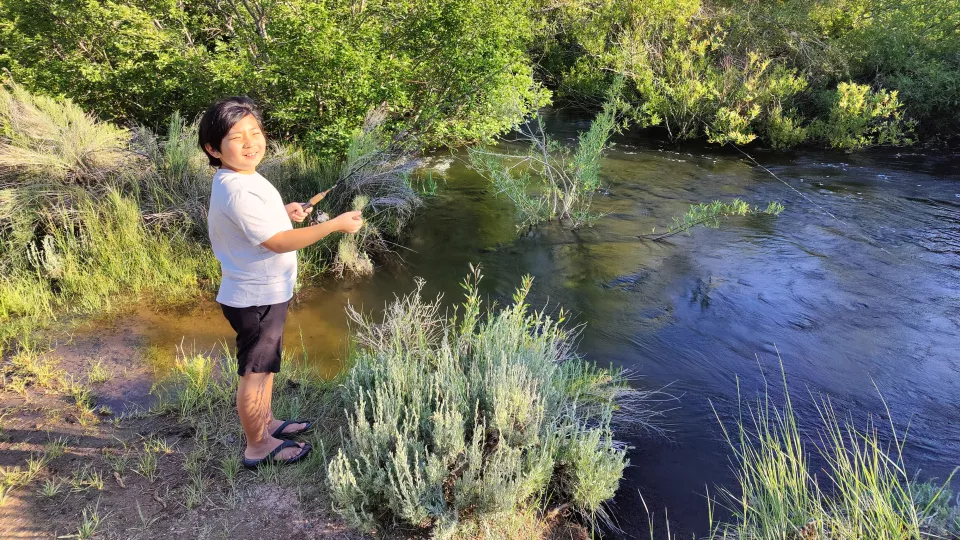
237;372;303;461
264;371;307;436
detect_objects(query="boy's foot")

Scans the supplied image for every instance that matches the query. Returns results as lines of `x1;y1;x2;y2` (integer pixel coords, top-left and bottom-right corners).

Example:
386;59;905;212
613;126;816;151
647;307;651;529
243;437;311;468
268;419;311;438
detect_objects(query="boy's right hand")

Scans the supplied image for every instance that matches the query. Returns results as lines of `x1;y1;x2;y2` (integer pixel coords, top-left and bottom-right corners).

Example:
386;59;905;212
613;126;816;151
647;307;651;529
334;211;364;234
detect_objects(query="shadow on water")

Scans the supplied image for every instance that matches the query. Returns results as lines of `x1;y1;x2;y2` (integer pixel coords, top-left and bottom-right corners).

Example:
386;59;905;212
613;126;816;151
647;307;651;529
118;111;960;538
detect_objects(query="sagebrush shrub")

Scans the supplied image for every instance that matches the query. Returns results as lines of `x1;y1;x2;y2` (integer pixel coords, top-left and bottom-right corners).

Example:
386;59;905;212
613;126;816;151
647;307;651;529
328;268;641;536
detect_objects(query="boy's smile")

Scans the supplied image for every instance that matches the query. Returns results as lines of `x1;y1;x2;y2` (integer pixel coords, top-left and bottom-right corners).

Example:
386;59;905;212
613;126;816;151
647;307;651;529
205;114;265;174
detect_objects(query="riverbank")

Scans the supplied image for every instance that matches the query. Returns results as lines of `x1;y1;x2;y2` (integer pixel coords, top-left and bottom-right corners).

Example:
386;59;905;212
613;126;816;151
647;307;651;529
0;326;357;538
0;83;424;351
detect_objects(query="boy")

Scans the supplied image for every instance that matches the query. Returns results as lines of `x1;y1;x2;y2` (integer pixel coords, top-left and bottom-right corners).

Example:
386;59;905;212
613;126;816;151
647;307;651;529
200;96;363;467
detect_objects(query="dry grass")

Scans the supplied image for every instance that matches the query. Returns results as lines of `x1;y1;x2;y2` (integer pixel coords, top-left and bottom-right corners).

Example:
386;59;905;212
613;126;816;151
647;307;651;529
0;79;127;184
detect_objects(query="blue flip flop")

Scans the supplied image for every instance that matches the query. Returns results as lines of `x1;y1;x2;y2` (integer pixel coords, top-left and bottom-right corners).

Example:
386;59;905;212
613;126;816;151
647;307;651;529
270;419;313;439
242;439;312;469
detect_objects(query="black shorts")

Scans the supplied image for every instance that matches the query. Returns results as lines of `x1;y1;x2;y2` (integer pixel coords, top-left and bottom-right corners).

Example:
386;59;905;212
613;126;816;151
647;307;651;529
220;300;289;376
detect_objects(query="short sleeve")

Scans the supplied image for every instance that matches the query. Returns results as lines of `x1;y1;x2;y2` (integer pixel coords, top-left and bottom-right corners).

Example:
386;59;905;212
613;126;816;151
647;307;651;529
226;189;286;246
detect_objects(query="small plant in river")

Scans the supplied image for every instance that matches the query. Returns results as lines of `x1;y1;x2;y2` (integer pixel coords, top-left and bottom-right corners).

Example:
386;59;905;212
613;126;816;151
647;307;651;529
468;79;626;231
86;359;111;384
70;464;104;492
38;477;65;498
72;502;107;540
134;447;159;483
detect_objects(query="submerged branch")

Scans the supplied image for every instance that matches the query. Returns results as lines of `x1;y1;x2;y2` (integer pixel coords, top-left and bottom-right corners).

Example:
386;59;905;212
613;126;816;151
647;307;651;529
643;199;785;241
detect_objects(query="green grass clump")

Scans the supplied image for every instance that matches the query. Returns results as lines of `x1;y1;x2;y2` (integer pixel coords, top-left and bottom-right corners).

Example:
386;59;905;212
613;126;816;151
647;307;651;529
327;267;646;536
0;189;218;345
708;364;959;539
333;195;375;277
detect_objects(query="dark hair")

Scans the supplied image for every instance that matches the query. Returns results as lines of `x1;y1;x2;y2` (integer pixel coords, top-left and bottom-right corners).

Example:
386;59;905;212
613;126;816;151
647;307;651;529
197;96;265;167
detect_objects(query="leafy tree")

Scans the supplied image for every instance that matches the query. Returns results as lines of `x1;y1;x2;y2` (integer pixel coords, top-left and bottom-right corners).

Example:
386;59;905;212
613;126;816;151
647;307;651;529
0;0;550;154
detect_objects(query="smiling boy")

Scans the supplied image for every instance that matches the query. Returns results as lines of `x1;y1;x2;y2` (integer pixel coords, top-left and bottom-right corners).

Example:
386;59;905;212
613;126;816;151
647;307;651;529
199;96;363;467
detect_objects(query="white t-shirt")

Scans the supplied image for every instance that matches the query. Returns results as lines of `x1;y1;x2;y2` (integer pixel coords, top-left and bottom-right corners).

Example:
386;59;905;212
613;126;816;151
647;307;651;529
208;168;297;307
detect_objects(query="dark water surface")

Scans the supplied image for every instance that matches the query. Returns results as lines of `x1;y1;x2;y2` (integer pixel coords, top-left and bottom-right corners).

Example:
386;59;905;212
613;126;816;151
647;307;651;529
140;114;960;537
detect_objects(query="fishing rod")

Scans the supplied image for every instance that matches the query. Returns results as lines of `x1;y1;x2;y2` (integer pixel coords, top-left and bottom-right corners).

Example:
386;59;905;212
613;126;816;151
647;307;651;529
298;180;341;212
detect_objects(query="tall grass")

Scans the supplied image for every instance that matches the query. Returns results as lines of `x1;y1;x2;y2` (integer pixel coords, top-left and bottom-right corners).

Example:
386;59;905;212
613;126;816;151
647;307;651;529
131;112;212;236
327;267;652;536
0;189;217;345
0;80;127;183
709;364;959;539
0;82;220;346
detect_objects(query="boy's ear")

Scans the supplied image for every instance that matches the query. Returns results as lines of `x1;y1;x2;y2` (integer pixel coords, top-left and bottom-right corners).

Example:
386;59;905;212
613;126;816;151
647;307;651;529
204;143;220;158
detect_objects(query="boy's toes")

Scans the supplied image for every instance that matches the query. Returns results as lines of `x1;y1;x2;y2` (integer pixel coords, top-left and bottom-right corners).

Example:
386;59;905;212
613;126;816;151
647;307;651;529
277;441;306;460
281;421;308;435
268;419;310;436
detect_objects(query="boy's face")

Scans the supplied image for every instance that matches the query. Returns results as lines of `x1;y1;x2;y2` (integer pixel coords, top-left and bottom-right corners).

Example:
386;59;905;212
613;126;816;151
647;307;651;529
205;114;265;174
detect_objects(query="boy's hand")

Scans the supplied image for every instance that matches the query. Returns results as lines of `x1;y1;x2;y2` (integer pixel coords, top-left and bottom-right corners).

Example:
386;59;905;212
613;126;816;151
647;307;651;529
334;211;364;234
285;202;312;223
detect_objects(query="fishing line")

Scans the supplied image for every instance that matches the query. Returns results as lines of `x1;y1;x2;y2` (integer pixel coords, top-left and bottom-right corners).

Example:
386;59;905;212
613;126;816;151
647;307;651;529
727;142;894;256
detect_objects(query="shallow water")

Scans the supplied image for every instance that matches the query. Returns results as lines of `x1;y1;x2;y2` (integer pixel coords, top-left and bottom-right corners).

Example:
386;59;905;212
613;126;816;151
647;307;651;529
135;112;960;537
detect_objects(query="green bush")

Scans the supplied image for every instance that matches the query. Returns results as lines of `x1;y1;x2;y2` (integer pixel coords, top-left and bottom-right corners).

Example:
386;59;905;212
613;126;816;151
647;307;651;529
540;2;811;147
811;82;914;150
540;0;959;148
328;268;644;535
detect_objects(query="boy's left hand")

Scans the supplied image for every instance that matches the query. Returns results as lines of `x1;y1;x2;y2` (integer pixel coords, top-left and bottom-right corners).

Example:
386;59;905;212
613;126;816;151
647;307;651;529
285;202;312;223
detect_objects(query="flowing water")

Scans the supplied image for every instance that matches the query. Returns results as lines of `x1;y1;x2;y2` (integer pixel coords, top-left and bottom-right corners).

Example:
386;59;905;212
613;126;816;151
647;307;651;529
133;112;960;537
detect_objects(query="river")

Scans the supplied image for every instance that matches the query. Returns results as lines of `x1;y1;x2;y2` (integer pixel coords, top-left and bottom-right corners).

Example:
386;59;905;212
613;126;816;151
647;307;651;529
131;112;960;537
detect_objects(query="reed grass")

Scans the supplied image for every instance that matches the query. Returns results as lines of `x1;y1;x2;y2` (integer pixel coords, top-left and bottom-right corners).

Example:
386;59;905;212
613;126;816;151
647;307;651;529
468;79;624;231
708;363;959;539
0;79;127;183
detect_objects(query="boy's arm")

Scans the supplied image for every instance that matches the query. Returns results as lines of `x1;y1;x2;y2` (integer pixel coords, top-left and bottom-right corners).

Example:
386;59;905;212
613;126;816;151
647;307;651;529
260;211;363;253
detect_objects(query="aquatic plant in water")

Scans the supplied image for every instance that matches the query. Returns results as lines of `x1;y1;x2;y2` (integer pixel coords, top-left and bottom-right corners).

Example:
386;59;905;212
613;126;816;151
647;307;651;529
327;266;654;536
468;79;625;231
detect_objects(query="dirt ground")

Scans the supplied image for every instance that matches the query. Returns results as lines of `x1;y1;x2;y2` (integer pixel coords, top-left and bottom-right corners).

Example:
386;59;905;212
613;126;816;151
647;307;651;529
0;324;363;540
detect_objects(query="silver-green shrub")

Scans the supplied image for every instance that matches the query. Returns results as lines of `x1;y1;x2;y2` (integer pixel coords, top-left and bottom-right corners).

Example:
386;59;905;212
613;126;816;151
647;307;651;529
328;267;640;536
